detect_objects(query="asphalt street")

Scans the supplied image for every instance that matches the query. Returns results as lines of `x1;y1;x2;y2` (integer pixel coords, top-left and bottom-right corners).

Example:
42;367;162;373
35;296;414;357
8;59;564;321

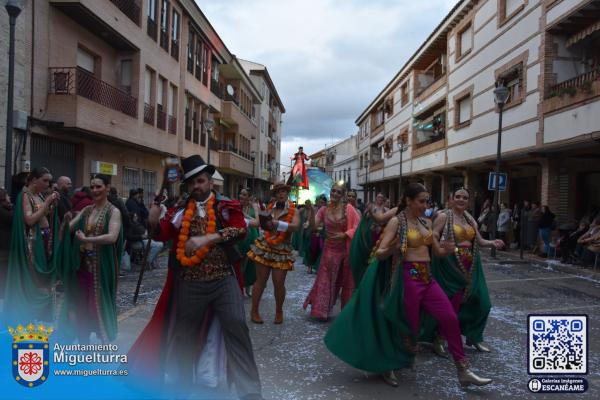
115;252;600;399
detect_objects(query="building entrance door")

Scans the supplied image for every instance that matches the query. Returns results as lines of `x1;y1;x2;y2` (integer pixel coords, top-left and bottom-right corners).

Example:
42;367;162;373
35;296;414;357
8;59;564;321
30;135;78;184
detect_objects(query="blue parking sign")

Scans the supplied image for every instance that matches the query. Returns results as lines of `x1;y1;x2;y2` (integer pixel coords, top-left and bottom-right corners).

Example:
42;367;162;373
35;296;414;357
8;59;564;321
488;172;507;191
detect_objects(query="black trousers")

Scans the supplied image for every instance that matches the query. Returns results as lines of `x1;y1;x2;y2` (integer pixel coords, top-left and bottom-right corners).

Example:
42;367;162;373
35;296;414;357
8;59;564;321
170;275;262;397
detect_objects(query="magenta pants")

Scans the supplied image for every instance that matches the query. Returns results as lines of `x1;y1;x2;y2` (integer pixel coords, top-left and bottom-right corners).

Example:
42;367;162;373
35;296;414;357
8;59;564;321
403;261;466;363
450;250;474;313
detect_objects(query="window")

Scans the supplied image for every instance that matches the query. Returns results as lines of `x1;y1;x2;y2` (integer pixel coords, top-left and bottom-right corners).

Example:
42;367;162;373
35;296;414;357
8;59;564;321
457;95;471;126
195;39;202;78
457;22;473;60
413;102;446;147
187;30;194;73
185;97;191;141
168;85;175;116
384;97;394;118
144;69;152;104
77;47;95;74
120;60;132;93
123;167;140;199
374;106;384;127
171;11;179;60
261;117;265;133
157;77;165;109
401;82;409;106
147;0;156;21
147;0;157;40
160;0;170;51
142;170;157;206
202;45;209;86
499;0;526;26
495;51;528;109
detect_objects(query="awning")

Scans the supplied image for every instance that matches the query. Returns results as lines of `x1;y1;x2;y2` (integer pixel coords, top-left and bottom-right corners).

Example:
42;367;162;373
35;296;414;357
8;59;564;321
566;20;600;48
212;169;225;184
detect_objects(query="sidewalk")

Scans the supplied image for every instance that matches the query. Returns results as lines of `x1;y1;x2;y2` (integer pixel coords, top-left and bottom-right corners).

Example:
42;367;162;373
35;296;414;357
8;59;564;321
481;247;600;279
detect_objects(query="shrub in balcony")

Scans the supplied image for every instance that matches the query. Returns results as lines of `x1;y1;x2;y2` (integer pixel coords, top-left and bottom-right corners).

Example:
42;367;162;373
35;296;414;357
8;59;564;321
559;87;577;97
580;80;593;94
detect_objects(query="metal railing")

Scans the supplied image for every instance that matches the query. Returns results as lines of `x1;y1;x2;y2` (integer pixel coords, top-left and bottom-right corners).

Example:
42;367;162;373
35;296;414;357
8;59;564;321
168;115;177;135
49;67;137;117
110;0;140;25
147;17;157;40
156;109;166;130
143;103;154;125
546;67;600;98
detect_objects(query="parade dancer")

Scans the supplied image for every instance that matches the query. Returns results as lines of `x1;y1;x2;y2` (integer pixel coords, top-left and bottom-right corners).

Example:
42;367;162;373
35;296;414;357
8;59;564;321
430;188;503;356
128;155;262;400
4;167;60;325
325;183;492;388
303;182;360;320
287;146;310;189
247;182;300;324
59;174;123;343
237;188;260;296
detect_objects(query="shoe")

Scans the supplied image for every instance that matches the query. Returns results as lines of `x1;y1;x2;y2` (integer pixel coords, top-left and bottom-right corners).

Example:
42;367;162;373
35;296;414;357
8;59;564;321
381;370;399;387
432;336;449;358
466;340;491;353
250;308;263;324
274;310;283;324
456;360;492;387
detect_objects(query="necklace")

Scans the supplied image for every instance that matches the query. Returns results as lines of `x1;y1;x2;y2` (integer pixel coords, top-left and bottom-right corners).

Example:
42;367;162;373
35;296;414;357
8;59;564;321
264;200;295;246
176;195;216;267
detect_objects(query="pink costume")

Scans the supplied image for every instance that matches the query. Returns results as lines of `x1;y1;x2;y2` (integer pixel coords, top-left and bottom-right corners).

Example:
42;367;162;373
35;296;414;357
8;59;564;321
303;203;360;319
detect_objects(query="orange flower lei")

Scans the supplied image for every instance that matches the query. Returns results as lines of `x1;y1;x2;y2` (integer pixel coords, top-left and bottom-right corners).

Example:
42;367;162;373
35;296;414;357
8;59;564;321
264;200;295;246
176;195;217;267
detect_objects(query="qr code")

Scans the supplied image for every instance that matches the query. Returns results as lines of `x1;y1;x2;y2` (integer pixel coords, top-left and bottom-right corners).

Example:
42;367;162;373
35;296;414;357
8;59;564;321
528;315;587;374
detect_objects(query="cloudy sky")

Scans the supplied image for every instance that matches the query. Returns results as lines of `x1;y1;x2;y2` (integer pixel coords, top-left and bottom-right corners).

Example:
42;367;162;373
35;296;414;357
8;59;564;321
198;0;458;171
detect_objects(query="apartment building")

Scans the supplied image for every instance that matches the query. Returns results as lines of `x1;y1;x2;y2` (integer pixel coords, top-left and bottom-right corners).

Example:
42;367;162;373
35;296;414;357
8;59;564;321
239;59;285;200
357;0;600;223
310;135;361;195
0;0;282;201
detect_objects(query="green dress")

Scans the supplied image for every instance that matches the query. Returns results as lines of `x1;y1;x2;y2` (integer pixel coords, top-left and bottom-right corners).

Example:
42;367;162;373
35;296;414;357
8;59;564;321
4;190;60;325
58;204;123;342
239;206;259;287
324;256;415;373
350;214;375;285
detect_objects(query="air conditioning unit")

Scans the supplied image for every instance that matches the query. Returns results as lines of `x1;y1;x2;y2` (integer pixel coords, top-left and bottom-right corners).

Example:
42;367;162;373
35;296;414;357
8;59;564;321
13;110;28;130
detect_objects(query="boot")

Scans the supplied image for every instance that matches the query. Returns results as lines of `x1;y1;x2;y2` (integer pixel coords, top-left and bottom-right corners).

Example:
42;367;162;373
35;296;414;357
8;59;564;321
432;336;448;358
381;370;399;387
466;340;491;353
456;360;492;387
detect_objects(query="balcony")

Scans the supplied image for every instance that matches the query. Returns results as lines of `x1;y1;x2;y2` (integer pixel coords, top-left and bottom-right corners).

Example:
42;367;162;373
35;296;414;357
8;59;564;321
156;109;166;130
109;0;140;25
168;116;177;135
143;103;154;125
50;1;138;51
218;148;254;176
414;56;446;101
543;69;600;114
220;101;259;139
49;67;137;117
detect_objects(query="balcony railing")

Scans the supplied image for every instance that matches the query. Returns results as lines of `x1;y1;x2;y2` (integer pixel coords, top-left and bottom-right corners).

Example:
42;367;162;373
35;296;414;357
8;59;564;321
147;17;157;40
156;109;166;130
546;67;600;99
143;103;155;125
49;67;137;117
160;29;169;51
171;40;179;60
168;115;177;135
110;0;140;25
216;143;251;160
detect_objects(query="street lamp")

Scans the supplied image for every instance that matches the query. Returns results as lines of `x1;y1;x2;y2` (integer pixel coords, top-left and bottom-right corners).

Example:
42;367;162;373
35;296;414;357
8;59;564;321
490;81;510;257
397;135;408;199
250;150;256;194
4;0;24;195
203;118;214;165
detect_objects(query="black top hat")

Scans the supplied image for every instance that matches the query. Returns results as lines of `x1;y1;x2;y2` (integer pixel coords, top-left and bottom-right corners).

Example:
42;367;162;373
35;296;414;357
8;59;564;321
181;155;216;182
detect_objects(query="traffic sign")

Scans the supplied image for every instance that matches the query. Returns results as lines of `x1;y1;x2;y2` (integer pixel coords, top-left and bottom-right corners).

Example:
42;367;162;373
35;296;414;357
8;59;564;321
488;172;507;191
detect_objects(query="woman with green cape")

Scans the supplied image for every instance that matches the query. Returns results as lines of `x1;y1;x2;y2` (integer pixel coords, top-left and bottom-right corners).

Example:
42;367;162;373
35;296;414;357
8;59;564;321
430;187;504;356
4;167;60;325
59;174;123;343
238;188;260;296
325;183;492;388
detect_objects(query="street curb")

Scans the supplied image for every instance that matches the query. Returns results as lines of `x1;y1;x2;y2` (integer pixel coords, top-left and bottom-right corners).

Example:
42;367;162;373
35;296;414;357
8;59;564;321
484;250;600;280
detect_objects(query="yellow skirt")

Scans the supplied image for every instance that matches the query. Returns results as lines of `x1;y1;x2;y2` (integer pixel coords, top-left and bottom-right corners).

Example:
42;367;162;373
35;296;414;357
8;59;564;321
247;237;295;270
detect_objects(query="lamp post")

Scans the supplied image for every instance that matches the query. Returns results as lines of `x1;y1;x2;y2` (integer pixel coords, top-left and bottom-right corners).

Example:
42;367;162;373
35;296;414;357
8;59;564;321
203;118;214;165
4;0;23;195
490;81;510;258
250;150;256;194
397;136;408;199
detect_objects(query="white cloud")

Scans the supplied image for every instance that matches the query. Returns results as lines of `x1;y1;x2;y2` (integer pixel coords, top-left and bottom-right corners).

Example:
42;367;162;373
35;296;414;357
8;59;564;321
197;0;459;164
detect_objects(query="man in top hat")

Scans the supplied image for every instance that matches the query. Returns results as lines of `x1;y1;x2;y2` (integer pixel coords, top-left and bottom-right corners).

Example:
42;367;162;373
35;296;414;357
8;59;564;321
247;181;300;324
128;155;262;400
288;146;309;189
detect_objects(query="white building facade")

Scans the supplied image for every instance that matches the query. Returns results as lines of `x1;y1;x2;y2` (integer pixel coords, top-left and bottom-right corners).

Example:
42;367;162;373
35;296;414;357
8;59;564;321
356;0;600;223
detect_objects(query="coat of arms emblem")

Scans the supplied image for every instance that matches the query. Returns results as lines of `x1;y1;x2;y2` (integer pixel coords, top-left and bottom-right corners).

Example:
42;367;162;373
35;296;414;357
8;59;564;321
9;323;53;388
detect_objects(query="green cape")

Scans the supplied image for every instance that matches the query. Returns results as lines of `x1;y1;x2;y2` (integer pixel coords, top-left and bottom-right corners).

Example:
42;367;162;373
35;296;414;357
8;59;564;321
239;207;259;287
349;215;375;285
4;190;60;325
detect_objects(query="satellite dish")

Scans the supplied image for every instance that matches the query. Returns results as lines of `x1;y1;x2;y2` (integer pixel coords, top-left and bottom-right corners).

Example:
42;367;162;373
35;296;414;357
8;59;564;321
226;84;235;96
